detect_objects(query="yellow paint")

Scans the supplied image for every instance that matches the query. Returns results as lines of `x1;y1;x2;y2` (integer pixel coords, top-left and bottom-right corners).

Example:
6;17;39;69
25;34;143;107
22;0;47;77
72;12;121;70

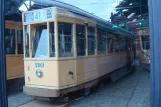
22;7;132;91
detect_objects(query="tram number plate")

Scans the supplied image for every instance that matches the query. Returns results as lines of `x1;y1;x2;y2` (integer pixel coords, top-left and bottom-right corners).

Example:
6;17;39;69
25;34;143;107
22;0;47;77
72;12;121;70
24;8;53;22
35;63;44;68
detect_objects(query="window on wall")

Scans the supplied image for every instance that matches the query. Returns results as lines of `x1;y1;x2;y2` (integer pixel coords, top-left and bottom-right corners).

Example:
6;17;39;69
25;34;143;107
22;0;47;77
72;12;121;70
76;24;86;56
88;27;95;55
107;35;114;53
25;25;29;57
17;30;23;54
97;28;106;54
5;29;15;54
58;22;73;57
49;22;55;57
115;36;120;52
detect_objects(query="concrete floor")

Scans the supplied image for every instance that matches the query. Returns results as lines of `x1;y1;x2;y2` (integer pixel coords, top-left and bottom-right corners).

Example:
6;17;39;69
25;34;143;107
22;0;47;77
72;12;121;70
9;65;150;107
8;93;33;107
68;67;150;107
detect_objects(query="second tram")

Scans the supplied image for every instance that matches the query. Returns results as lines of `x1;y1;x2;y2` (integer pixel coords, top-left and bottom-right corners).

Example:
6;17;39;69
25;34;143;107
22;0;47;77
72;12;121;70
136;27;150;70
5;20;24;80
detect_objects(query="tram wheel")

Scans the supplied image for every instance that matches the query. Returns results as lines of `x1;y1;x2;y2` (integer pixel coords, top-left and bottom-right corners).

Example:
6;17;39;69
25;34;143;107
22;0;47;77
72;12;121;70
91;85;98;92
84;87;91;96
49;97;56;101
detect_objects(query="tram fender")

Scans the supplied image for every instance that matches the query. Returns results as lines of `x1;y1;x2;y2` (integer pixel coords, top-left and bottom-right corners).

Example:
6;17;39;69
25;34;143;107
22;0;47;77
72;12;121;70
23;86;60;98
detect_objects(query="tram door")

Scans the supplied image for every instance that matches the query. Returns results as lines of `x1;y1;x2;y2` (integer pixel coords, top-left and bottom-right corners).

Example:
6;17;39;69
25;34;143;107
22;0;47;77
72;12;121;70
32;24;48;58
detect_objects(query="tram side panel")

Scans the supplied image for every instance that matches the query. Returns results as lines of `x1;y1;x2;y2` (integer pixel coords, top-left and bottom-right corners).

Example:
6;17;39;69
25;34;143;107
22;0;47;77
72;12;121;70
24;61;59;89
6;55;24;80
23;53;130;95
76;53;128;86
58;59;77;88
76;57;97;84
55;53;128;90
96;53;127;76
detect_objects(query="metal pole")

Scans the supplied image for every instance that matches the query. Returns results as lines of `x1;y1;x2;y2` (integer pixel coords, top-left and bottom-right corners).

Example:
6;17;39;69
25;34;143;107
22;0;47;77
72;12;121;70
0;0;8;106
29;0;32;10
149;0;161;107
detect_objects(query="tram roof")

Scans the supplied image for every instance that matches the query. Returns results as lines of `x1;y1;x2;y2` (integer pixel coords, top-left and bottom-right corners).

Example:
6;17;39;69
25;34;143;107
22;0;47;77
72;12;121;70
27;0;134;37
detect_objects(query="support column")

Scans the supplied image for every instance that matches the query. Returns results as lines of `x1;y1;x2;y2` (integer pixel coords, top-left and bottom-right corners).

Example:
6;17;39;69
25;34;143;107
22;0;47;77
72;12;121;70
85;26;88;56
149;0;161;106
95;28;98;55
0;0;7;106
73;24;77;57
55;21;59;58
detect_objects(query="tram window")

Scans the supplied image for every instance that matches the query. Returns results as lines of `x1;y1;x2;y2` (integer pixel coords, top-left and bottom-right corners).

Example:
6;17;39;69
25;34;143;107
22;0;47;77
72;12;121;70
125;38;132;51
17;30;23;54
107;37;114;53
123;38;126;51
58;22;73;57
125;38;129;51
32;25;48;58
120;38;125;52
5;29;16;54
49;22;55;57
142;36;150;50
76;24;86;56
88;27;95;55
97;28;106;54
136;40;141;50
25;25;29;57
130;40;133;51
115;37;120;52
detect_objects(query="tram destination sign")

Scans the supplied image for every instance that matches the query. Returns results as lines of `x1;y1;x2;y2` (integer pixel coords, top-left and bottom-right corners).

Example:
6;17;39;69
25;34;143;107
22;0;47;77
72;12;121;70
24;8;53;22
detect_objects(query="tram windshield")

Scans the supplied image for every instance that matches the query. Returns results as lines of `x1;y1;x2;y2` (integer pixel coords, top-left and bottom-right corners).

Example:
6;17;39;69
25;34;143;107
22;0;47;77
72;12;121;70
32;24;48;58
142;36;150;50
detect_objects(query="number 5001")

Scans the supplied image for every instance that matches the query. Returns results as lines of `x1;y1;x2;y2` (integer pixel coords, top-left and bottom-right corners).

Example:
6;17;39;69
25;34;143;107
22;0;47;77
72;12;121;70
35;63;44;68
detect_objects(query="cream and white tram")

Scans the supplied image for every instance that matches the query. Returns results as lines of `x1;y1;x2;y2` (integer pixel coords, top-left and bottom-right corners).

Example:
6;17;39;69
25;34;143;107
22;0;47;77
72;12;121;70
22;7;134;98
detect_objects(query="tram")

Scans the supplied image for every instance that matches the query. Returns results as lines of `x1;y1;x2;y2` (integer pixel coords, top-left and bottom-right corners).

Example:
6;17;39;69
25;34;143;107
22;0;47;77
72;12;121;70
22;6;134;98
136;27;150;70
5;20;24;80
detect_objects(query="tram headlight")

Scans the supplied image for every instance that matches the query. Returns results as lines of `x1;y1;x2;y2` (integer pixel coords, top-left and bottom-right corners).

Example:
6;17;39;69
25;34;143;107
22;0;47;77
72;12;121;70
36;70;43;77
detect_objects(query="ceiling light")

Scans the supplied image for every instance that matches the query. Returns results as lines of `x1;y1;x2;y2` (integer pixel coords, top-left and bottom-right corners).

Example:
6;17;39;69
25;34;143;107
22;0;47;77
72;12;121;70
129;3;133;5
122;9;128;12
127;13;135;19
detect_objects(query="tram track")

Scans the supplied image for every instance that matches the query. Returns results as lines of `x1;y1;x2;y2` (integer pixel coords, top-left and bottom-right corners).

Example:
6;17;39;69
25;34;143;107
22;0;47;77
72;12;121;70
18;92;85;107
49;92;86;107
58;96;85;107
